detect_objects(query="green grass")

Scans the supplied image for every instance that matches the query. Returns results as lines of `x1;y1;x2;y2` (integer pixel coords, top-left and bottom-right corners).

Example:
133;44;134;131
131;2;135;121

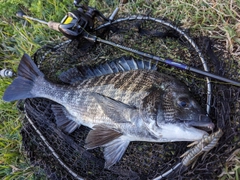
0;1;74;179
0;0;240;179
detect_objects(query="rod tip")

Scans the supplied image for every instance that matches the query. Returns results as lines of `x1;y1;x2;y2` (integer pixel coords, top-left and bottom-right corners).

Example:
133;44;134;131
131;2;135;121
16;11;25;18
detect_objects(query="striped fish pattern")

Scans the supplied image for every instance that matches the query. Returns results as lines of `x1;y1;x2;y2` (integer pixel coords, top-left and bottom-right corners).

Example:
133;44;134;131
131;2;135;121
3;54;214;169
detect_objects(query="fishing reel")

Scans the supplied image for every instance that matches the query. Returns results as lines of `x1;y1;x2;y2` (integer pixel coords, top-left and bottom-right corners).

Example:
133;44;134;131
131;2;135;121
59;5;110;39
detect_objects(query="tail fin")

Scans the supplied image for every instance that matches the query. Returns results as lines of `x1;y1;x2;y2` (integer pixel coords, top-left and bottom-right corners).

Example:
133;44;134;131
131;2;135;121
3;54;44;102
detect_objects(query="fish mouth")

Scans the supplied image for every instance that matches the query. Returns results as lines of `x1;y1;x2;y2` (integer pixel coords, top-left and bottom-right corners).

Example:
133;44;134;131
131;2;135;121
182;120;215;132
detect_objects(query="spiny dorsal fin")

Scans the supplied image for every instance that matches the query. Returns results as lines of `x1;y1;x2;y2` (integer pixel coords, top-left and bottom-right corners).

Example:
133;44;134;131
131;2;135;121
58;56;158;84
85;125;122;149
51;104;80;134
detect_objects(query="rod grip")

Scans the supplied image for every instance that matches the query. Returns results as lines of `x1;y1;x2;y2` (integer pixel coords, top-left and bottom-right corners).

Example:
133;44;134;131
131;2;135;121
16;11;25;18
47;21;60;31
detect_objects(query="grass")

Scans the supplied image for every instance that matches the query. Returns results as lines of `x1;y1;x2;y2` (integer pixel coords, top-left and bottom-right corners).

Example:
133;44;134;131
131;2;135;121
0;0;239;179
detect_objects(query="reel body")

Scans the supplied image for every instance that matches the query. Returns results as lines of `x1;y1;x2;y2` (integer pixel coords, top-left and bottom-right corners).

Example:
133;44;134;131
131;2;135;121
59;5;109;39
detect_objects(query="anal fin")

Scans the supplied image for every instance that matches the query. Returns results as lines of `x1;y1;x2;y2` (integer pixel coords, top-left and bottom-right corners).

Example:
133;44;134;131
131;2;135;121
51;104;80;134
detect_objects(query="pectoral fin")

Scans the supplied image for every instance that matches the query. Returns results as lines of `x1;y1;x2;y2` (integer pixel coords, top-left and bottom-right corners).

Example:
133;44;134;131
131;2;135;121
92;93;136;123
51;104;80;134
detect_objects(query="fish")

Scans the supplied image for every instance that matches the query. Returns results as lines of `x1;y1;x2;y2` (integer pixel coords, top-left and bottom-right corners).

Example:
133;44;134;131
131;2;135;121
2;54;214;169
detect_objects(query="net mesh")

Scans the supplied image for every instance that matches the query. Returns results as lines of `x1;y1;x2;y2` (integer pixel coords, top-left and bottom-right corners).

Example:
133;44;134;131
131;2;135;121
18;15;240;179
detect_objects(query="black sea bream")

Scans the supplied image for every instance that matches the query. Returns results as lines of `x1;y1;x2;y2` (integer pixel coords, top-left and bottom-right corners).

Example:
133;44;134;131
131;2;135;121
3;54;214;168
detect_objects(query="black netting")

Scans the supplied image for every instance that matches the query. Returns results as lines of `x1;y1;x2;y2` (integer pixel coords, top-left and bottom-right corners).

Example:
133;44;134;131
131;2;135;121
19;15;240;179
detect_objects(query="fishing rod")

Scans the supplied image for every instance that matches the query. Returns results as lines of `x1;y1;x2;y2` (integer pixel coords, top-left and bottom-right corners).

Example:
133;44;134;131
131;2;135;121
15;7;240;87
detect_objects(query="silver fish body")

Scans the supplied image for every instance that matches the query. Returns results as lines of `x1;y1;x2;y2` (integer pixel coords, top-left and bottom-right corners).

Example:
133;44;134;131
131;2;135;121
3;54;214;168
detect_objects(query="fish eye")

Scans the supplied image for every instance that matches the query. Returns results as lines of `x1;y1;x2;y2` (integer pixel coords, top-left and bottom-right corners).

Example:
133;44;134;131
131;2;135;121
178;101;188;107
177;97;190;108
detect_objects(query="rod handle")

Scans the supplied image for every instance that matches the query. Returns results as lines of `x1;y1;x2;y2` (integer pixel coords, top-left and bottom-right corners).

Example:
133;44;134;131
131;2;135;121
47;21;60;32
16;11;25;18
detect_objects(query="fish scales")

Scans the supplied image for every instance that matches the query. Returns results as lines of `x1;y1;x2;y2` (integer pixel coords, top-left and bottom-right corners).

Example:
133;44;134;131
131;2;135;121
67;71;156;123
33;71;153;126
74;70;160;107
3;54;215;169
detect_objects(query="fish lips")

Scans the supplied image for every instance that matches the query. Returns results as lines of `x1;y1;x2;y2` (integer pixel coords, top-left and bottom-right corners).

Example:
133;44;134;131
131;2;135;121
181;115;215;132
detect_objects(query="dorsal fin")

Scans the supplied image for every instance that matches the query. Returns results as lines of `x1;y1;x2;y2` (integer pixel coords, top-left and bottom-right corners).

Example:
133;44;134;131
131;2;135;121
59;56;158;84
58;67;85;85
